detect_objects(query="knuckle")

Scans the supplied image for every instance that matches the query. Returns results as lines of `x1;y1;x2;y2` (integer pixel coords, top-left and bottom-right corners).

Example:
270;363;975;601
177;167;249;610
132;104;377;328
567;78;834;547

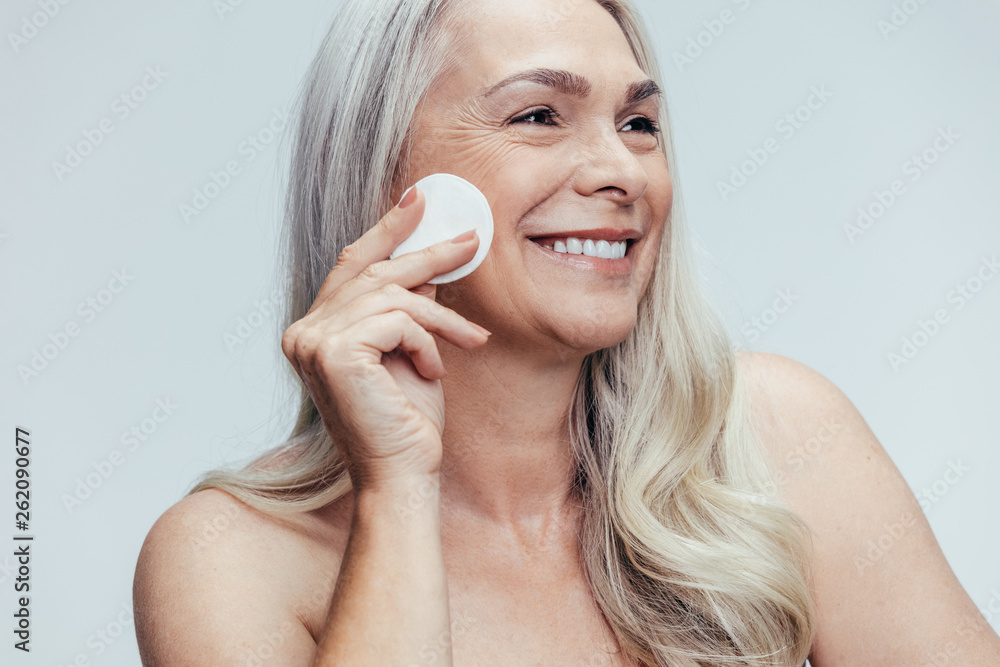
336;243;360;267
293;334;312;363
379;282;408;299
411;295;439;321
313;336;344;372
280;325;300;360
356;280;405;312
386;308;414;329
359;261;385;282
292;330;320;361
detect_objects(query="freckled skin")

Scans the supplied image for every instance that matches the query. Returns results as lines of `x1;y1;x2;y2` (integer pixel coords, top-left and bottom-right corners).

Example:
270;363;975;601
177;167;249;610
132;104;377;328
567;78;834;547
395;0;673;358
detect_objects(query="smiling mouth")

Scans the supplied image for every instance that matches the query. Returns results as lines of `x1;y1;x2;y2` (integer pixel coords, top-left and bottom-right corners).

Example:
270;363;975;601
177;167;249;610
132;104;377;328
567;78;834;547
528;236;633;260
526;236;634;274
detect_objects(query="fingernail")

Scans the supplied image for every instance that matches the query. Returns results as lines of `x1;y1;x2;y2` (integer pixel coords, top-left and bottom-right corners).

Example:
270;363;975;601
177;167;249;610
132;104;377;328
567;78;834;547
471;322;492;336
399;186;417;209
451;229;477;244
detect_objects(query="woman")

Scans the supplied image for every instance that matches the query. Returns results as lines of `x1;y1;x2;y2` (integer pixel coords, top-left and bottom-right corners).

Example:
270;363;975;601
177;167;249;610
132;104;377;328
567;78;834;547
133;0;1000;665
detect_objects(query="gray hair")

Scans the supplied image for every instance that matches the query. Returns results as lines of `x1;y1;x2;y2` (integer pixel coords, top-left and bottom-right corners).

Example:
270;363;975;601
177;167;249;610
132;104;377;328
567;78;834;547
190;1;816;664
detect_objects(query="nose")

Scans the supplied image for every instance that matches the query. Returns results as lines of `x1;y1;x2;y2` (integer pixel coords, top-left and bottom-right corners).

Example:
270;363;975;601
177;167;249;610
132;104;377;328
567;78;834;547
570;123;650;206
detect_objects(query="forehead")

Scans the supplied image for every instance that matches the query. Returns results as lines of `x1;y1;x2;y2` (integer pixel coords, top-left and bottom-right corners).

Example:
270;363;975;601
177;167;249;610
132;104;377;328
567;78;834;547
437;0;648;102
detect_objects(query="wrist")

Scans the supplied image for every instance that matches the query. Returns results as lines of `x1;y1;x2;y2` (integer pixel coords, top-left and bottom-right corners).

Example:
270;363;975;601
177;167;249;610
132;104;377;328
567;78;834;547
349;456;441;496
352;473;442;524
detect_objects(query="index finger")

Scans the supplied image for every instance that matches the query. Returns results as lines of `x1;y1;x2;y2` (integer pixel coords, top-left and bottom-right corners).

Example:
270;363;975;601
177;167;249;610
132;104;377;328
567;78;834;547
311;186;425;311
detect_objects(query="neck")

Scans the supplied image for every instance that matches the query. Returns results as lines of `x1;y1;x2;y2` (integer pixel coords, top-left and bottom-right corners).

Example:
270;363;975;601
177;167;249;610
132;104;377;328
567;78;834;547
437;333;586;528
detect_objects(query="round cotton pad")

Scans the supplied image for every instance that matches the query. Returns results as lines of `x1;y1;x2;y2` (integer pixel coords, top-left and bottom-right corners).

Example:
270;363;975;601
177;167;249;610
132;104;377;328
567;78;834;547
389;173;493;284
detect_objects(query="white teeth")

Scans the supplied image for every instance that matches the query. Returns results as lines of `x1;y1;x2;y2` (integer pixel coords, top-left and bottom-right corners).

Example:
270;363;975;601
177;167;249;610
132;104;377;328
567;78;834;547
542;237;628;258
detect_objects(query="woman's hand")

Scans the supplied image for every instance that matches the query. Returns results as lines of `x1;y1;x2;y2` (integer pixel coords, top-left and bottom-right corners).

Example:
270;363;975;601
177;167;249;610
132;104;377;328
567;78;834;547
280;187;490;489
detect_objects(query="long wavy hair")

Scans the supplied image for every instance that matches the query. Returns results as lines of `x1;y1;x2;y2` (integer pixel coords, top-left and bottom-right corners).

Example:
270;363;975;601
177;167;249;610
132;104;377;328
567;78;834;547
188;0;816;664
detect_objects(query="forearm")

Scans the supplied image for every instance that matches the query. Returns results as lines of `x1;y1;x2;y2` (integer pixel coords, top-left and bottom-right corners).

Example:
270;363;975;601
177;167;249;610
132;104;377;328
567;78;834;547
312;474;451;666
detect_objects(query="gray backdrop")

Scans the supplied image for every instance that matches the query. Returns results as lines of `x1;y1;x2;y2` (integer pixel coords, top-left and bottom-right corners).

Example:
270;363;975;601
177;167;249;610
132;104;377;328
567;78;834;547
1;0;998;664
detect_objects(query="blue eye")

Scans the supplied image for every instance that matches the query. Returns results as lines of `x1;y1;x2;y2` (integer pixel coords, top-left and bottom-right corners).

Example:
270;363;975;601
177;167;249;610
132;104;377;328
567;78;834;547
511;108;661;136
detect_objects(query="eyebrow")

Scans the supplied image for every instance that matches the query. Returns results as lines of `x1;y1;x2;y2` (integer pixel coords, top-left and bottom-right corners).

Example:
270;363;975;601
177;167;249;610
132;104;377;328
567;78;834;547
480;67;663;107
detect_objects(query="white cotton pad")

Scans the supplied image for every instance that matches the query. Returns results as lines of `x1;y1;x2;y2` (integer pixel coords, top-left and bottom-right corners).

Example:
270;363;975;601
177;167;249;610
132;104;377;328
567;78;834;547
389;173;494;284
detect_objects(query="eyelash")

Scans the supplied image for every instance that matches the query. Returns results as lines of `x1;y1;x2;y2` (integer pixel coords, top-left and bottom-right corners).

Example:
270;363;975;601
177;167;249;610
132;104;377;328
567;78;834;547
511;107;661;135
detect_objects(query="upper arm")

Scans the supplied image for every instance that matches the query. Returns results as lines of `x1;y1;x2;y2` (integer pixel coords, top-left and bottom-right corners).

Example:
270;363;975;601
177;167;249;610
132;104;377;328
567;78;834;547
739;351;1000;666
133;489;318;666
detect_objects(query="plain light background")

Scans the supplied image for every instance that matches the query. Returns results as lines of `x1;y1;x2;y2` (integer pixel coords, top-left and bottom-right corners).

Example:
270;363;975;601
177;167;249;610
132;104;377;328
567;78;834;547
1;0;998;664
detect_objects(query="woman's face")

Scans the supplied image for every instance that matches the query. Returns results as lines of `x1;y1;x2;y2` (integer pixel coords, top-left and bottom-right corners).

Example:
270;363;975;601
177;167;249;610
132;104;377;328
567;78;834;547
399;0;672;357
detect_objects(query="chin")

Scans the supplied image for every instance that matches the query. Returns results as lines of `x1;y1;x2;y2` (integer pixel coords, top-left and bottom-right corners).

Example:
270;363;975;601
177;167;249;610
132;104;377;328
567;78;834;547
555;313;637;355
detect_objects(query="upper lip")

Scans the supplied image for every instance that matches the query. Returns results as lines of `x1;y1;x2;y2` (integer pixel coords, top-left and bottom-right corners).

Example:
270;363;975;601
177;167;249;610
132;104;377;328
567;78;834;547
527;228;643;243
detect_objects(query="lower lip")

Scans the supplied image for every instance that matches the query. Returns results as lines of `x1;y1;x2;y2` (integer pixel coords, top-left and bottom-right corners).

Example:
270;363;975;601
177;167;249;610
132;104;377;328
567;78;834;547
526;238;633;274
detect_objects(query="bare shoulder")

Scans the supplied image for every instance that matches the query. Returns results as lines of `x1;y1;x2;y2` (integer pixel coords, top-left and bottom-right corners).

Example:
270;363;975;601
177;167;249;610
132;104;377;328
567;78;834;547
734;350;1000;665
734;351;851;488
133;487;344;665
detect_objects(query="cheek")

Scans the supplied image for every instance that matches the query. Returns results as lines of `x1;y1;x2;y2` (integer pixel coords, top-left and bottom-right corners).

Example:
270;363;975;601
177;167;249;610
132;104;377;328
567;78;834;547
480;145;572;210
646;168;673;251
648;156;673;215
471;153;576;253
636;175;672;292
478;150;579;238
